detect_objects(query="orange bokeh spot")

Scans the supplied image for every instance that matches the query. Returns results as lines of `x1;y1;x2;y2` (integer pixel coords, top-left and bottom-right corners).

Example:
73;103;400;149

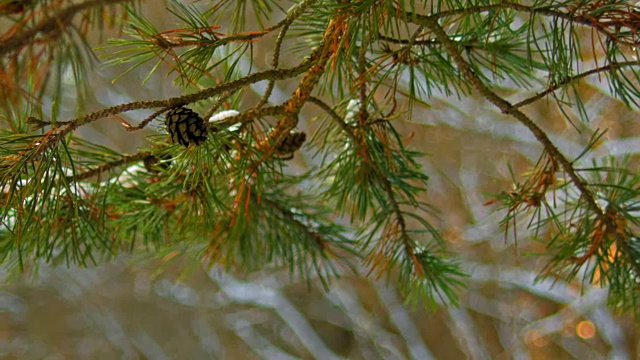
576;321;597;339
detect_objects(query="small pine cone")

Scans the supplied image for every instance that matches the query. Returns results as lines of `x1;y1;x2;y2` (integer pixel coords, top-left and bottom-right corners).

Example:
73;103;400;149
276;131;306;154
164;107;208;147
143;154;171;174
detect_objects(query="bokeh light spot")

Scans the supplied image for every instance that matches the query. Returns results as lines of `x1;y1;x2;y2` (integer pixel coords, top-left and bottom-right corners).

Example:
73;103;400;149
576;321;596;339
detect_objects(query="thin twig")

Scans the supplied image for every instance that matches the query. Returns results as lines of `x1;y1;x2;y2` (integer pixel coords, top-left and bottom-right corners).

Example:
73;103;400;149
356;36;420;265
514;60;640;109
357;37;369;123
259;195;328;252
378;33;439;46
254;19;292;109
125;107;170;131
199;0;318;50
203;90;239;121
254;0;316;109
307;97;357;143
258;22;337;150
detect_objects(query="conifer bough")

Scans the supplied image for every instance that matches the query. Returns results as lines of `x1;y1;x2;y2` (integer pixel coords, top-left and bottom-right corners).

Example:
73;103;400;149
2;0;640;313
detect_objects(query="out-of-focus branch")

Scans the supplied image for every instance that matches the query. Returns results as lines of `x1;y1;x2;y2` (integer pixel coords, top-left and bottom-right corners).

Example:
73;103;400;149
70;150;151;182
0;0;133;56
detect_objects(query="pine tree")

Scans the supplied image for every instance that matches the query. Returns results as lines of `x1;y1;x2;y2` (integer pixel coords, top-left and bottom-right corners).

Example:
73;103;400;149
2;0;640;313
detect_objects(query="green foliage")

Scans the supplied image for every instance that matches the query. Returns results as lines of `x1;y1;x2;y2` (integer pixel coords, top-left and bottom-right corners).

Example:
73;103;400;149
3;0;640;312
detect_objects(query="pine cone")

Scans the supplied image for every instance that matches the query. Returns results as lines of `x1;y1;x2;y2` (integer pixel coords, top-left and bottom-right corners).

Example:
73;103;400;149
164;107;208;147
276;131;306;154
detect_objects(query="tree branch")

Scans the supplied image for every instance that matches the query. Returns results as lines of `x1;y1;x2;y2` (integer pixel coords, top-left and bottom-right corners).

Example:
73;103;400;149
415;13;604;218
514;61;640;109
0;0;133;56
70;150;151;182
416;2;638;45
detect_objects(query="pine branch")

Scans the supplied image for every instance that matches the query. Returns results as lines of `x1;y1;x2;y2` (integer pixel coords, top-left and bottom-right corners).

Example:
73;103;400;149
0;39;331;172
5;0;640;314
307;96;357;141
69;150;151;182
417;13;603;219
421;2;640;45
259;22;336;150
405;2;640;310
311;69;463;304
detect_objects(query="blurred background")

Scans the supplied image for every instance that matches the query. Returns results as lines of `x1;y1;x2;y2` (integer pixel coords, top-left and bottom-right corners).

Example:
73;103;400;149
2;1;640;359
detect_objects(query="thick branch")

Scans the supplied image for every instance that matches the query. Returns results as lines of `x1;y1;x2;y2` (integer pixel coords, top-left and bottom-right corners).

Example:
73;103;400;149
257;21;337;149
56;41;328;138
